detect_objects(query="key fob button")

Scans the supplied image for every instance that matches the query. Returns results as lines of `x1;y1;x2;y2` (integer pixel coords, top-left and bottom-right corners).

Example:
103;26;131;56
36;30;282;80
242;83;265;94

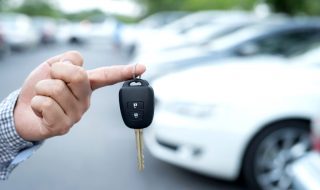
127;101;144;110
127;111;144;120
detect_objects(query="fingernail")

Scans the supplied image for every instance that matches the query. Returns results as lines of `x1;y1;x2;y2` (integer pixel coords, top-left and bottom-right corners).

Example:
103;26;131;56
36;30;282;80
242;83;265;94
60;59;73;64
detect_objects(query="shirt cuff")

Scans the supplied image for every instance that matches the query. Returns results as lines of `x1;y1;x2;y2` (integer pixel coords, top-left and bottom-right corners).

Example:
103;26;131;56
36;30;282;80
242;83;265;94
0;90;41;180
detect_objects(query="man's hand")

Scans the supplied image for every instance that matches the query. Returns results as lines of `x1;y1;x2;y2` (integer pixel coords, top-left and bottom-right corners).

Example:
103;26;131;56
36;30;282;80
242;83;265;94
14;51;146;141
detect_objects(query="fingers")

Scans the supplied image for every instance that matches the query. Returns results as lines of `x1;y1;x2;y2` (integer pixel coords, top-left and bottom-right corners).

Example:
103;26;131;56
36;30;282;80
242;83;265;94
31;96;72;137
88;64;146;90
29;51;89;139
35;79;84;122
50;61;91;101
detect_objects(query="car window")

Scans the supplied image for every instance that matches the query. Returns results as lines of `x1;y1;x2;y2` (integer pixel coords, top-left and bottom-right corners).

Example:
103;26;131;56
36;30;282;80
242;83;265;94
241;29;320;57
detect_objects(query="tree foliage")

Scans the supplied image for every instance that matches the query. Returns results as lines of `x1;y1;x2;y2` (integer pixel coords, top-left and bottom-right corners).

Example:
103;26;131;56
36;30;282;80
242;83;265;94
136;0;320;16
14;0;61;18
137;0;256;16
64;9;106;22
266;0;320;15
0;0;9;11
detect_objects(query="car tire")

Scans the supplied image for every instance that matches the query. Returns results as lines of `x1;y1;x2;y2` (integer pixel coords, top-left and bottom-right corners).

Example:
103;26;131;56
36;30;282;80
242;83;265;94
243;120;311;190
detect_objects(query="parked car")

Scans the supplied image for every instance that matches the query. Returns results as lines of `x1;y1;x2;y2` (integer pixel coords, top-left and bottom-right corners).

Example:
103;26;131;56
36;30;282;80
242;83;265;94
121;11;188;56
56;20;91;44
145;46;320;190
138;19;320;81
136;11;266;56
0;13;39;50
32;16;58;44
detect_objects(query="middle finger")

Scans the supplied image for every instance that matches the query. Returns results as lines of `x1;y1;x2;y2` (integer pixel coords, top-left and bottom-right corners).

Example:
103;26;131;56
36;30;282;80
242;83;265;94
35;79;82;122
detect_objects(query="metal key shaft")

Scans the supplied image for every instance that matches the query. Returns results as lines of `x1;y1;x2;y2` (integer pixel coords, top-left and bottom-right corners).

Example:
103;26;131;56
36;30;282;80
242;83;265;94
135;129;144;171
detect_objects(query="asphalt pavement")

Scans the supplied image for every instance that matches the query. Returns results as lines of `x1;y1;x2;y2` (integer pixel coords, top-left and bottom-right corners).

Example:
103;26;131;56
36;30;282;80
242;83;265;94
0;39;246;190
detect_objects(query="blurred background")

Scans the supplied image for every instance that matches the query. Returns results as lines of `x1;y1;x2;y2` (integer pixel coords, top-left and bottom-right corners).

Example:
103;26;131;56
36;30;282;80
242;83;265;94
1;0;320;190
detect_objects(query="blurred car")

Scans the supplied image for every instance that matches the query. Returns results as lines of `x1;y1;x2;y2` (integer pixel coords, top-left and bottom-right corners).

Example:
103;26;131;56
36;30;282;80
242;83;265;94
121;11;188;56
56;20;91;44
32;16;58;44
0;13;39;50
145;46;320;190
134;11;260;56
138;18;320;81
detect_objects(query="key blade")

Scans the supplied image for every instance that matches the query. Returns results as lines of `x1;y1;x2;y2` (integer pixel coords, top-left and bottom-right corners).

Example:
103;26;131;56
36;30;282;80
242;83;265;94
135;129;144;171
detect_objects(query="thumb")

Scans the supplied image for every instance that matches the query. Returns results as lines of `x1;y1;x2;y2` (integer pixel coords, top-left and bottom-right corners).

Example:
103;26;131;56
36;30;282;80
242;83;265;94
87;64;146;91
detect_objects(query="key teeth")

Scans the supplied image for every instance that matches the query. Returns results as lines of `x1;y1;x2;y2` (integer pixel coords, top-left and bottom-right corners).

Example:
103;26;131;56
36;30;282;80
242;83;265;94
138;154;145;171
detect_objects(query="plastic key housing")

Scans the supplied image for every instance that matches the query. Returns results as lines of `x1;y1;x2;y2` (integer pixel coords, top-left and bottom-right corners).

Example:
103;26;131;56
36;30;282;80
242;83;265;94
119;78;154;129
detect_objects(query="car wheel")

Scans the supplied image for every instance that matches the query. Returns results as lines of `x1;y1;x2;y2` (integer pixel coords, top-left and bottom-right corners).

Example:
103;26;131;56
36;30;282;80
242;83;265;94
243;121;311;190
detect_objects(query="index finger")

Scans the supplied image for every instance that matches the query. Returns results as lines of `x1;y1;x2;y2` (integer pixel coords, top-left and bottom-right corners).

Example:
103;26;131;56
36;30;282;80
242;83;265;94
88;64;146;91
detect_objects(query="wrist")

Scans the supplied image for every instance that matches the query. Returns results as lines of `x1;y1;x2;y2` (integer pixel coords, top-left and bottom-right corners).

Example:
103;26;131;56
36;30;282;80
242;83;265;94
0;90;34;156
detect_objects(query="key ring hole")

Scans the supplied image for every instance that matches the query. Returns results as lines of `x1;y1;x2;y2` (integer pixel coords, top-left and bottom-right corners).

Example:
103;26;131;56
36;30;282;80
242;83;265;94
129;81;142;86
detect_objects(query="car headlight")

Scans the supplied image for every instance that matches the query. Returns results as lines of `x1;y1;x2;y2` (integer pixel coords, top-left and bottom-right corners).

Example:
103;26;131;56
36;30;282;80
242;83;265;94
165;101;215;118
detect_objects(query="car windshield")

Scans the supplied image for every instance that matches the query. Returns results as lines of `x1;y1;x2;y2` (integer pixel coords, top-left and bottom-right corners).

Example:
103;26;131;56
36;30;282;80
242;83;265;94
162;11;225;32
199;23;252;46
205;22;279;51
205;20;320;58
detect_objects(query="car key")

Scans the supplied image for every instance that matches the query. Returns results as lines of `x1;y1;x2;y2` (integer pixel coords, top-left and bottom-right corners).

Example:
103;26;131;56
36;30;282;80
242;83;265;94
119;74;154;171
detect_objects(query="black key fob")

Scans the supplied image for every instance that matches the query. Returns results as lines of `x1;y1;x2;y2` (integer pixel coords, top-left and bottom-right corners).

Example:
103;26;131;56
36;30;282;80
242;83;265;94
119;78;154;129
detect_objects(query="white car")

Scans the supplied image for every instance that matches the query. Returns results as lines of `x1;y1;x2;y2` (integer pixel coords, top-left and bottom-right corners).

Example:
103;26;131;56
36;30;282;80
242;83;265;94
0;13;39;50
56;21;91;44
120;11;188;56
135;18;320;80
145;48;320;190
134;11;257;57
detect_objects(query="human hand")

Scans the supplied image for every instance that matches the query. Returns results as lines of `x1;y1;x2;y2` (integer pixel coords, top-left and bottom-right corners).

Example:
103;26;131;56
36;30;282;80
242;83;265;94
14;51;146;141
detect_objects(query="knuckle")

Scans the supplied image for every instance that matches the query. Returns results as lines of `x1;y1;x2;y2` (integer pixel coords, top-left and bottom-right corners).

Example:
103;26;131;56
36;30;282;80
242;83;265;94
65;50;83;64
74;112;82;123
58;127;70;136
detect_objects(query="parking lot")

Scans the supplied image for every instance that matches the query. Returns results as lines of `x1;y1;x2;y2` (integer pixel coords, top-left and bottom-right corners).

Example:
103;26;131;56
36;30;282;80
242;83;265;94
0;41;246;190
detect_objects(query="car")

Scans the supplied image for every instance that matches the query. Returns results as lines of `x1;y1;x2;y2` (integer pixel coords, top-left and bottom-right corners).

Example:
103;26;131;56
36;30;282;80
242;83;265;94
56;20;91;44
145;46;320;190
0;13;40;50
32;16;58;44
137;18;320;81
120;11;188;56
134;10;259;57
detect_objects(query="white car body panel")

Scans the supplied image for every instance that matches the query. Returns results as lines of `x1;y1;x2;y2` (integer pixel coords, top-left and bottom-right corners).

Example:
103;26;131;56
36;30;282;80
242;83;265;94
145;56;320;179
